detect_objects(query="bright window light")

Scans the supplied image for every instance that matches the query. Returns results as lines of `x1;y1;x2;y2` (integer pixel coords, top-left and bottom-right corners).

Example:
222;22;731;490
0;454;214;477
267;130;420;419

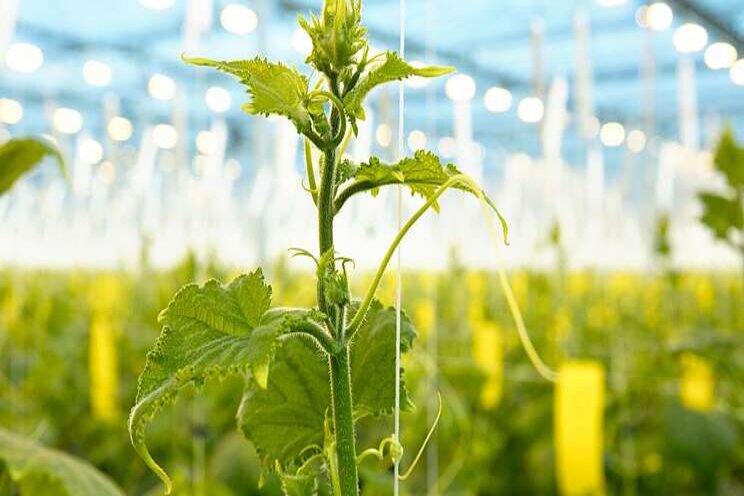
5;42;43;73
705;43;737;70
53;108;83;135
484;87;512;113
600;122;625;147
196;130;217;155
153;123;178;149
517;97;544;123
79;137;103;165
107;116;133;142
407;130;427;151
646;2;673;31
445;74;476;103
673;23;707;53
205;86;231;113
627;129;647;153
83;60;112;87
148;74;176;101
0;98;23;125
731;59;744;85
375;124;392;147
221;4;258;35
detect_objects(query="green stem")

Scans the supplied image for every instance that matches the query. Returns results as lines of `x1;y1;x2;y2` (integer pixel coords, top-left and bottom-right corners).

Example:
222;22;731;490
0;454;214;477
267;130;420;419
328;349;359;496
317;145;359;496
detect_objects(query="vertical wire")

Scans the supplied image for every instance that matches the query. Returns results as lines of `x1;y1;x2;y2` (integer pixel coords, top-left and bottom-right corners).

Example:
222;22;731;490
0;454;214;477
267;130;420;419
393;0;405;493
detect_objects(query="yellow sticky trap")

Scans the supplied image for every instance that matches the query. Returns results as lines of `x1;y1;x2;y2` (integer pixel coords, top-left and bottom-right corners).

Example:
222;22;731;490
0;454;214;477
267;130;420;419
679;353;715;412
89;316;119;422
413;301;435;340
89;275;121;422
554;361;605;496
472;322;503;409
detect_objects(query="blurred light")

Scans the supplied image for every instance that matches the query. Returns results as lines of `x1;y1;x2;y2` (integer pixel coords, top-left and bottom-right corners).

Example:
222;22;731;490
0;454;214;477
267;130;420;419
5;42;43;73
586;116;600;138
517;97;544;123
635;6;649;28
83;60;112;87
41;134;57;146
731;59;744;85
148;74;176;101
0;98;23;124
484;86;512;113
138;0;174;10
375;124;392;147
79;137;103;164
205;86;231;113
291;28;313;56
107;116;133;142
225;158;242;180
445;74;476;103
596;0;627;7
53;108;83;135
704;43;737;70
627;129;647;153
405;62;430;89
438;136;456;158
407;130;427;151
673;23;707;53
99;161;116;185
600;122;625;147
153;124;177;149
196;130;217;155
646;3;673;31
220;4;258;35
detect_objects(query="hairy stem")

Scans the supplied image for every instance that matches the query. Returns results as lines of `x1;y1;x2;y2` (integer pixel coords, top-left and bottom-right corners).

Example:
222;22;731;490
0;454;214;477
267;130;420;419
317;145;359;495
328;349;358;496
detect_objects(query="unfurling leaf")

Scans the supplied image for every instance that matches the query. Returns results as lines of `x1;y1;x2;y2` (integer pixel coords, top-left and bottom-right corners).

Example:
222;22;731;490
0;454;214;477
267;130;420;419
0;427;124;496
237;300;416;473
299;0;366;76
129;269;316;494
344;52;454;119
0;137;64;195
182;55;312;134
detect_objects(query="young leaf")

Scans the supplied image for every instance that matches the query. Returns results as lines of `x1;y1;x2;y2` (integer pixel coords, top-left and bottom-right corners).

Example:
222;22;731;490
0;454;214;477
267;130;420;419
343;52;454;119
298;0;366;76
183;56;313;134
237;300;417;472
0;137;64;195
129;269;315;493
0;427;123;496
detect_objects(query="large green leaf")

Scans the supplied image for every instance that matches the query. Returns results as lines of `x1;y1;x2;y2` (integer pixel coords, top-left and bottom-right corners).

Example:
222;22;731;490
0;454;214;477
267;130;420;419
0;137;64;195
699;192;743;241
713;128;744;188
129;269;313;493
0;427;123;496
344;52;453;118
350;301;416;416
238;301;416;473
183;56;312;134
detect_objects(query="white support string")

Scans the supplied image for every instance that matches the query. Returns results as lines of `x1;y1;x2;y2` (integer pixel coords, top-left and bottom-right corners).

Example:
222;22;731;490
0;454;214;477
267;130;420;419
393;0;405;493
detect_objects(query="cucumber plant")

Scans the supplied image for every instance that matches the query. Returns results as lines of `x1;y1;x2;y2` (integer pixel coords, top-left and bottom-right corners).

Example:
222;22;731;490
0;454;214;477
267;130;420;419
129;1;507;494
698;128;744;282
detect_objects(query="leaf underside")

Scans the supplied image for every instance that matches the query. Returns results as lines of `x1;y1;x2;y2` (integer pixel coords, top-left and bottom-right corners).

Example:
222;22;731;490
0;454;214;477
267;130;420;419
0;138;64;195
0;427;123;496
129;269;313;493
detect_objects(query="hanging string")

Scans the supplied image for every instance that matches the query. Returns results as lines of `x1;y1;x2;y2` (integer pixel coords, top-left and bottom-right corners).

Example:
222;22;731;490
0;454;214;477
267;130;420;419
393;0;405;493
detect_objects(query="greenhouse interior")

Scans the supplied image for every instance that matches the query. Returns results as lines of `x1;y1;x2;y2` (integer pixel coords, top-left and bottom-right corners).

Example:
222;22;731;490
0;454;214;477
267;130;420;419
1;0;743;494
